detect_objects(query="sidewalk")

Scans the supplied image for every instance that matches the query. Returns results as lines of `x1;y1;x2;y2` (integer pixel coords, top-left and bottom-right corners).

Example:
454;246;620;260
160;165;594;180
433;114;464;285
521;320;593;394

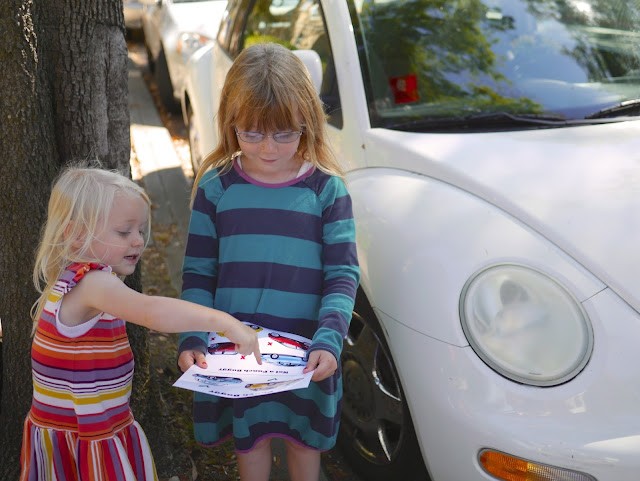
128;56;190;294
127;53;332;481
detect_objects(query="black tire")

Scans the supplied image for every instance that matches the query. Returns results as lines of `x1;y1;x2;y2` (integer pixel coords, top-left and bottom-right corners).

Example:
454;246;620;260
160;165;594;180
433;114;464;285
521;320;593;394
154;47;180;113
186;103;203;175
338;289;431;481
145;41;155;73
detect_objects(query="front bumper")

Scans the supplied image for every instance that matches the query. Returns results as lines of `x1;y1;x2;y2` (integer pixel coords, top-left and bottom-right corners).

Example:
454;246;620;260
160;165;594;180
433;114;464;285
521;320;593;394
382;286;640;481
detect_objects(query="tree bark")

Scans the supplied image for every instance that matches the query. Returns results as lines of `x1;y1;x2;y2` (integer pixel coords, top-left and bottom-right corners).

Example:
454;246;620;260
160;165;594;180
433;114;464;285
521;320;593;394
0;2;60;479
0;1;154;478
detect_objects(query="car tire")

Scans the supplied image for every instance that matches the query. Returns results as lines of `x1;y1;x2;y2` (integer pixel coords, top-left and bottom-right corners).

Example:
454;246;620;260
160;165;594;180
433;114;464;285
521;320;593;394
145;41;155;73
338;289;431;481
154;47;180;113
186;103;203;174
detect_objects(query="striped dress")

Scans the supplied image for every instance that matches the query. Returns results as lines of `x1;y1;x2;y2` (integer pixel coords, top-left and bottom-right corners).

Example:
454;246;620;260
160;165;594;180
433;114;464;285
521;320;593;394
178;162;360;452
20;262;158;481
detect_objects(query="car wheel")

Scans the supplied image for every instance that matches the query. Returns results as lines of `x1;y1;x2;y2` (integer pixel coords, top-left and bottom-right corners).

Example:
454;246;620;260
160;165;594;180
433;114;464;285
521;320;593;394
154;47;180;113
186;103;203;174
338;290;430;481
145;41;155;73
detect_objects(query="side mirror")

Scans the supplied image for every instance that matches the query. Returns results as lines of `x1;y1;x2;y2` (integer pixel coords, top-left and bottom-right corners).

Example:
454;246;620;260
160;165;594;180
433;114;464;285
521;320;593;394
293;50;323;95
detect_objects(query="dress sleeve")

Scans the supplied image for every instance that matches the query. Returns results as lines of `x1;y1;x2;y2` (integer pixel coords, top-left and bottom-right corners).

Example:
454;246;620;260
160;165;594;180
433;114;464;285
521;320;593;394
310;176;360;361
178;171;222;353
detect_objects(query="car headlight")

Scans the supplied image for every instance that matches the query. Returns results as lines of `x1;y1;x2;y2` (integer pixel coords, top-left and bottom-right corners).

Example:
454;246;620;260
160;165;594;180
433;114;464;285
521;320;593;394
460;264;593;386
177;32;214;61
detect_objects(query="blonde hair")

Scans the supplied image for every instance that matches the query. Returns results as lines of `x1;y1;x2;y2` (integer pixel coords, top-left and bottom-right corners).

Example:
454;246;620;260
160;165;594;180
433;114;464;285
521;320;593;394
31;166;151;323
191;42;343;200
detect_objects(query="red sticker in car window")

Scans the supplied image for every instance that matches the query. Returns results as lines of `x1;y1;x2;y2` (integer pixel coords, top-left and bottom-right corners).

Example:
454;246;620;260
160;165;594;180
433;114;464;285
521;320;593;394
389;74;419;104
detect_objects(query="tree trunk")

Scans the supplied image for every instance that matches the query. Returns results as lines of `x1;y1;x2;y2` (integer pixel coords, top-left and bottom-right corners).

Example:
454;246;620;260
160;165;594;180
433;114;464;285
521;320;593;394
0;1;155;478
0;3;61;479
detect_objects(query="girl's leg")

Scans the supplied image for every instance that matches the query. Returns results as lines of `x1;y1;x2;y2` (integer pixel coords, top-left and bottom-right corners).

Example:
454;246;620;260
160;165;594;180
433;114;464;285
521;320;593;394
284;440;321;481
236;438;272;481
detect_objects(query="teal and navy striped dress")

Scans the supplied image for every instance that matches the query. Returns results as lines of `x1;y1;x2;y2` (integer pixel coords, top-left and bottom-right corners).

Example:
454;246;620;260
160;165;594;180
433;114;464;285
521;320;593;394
178;161;360;452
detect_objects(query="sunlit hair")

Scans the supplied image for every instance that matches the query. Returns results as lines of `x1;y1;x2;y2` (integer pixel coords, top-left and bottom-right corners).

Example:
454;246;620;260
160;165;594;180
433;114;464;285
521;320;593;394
191;42;343;201
31;166;151;324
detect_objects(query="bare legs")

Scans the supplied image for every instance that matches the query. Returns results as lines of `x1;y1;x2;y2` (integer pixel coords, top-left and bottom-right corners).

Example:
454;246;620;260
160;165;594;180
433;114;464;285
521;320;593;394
285;440;321;481
236;438;272;481
236;438;321;481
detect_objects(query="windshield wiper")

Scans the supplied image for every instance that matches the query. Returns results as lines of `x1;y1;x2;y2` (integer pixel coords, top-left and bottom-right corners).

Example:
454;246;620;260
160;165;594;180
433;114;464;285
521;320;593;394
388;112;573;131
461;112;571;126
390;111;602;132
585;99;640;119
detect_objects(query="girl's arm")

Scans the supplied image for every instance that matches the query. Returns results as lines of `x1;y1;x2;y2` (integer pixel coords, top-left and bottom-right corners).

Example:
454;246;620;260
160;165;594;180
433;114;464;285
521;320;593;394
179;172;222;354
309;176;361;365
70;270;260;362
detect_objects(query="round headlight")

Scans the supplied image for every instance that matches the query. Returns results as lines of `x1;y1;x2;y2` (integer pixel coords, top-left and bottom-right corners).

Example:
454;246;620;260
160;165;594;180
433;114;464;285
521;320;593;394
460;265;593;386
178;32;214;60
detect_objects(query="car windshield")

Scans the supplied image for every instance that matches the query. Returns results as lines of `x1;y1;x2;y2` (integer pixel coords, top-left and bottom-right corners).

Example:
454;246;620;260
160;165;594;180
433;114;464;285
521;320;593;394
350;0;640;131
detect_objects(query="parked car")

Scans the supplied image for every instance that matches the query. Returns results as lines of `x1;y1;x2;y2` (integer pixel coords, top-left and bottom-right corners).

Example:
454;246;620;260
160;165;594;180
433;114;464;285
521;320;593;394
141;0;226;112
123;0;148;31
180;1;640;480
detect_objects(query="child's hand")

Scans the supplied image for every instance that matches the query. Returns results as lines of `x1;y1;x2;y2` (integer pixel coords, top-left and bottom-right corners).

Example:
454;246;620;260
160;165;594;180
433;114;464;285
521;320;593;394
178;349;208;372
303;349;337;382
226;323;262;364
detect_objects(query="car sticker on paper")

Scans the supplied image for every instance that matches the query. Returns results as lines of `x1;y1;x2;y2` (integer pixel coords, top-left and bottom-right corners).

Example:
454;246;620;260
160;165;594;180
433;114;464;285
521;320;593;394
173;322;314;398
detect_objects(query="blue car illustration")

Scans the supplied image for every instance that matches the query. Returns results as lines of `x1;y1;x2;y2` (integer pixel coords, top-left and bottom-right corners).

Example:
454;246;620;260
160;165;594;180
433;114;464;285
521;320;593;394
193;374;243;386
261;353;308;367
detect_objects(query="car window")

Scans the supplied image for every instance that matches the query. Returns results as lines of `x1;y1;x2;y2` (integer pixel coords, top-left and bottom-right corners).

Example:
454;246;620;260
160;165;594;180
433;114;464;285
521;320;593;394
238;0;343;127
348;0;640;131
218;0;251;52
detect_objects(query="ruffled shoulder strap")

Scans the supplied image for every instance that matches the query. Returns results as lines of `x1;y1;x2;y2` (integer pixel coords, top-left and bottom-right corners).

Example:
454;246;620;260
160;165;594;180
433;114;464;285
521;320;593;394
56;262;111;295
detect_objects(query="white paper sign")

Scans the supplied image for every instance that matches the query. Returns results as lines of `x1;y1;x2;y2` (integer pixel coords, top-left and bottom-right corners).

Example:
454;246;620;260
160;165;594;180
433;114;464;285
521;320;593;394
173;323;314;398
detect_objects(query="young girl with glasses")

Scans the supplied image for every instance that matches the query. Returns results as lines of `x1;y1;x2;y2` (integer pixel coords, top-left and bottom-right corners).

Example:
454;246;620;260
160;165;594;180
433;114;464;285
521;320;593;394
20;166;260;481
178;42;360;481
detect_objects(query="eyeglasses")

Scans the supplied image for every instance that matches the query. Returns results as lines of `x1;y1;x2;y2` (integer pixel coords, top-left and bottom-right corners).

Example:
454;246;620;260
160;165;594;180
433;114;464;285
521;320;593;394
234;128;303;144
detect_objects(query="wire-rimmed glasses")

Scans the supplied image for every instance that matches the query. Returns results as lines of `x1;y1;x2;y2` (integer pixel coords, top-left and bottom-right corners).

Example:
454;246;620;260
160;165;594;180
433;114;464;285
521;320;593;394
234;128;303;144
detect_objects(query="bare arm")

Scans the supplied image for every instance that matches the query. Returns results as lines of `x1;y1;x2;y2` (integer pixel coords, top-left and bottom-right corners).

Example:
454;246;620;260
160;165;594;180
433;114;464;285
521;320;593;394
67;270;260;361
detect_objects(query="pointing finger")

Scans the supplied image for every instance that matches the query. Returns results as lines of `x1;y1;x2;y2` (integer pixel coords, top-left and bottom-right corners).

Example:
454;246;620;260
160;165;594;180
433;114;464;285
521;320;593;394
254;340;262;365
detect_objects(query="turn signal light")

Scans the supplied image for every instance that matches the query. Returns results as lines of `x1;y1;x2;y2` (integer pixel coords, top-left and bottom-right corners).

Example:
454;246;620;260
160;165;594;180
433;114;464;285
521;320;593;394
478;449;597;481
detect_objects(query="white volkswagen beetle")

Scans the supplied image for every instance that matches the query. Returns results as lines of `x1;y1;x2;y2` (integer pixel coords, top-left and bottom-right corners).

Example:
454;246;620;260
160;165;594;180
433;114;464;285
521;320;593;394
180;1;640;480
141;0;227;111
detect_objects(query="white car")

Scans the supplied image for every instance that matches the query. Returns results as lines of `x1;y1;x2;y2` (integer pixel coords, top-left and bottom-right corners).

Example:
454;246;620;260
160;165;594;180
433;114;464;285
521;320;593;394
141;0;226;112
123;0;147;31
180;1;640;480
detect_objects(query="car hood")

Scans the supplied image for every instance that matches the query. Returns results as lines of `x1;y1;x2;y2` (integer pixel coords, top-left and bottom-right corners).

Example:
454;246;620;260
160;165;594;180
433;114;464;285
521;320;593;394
364;119;640;313
170;1;227;38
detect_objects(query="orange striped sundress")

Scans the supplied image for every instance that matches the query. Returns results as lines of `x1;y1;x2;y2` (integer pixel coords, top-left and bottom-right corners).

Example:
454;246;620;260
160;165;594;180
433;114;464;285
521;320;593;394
20;262;158;481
